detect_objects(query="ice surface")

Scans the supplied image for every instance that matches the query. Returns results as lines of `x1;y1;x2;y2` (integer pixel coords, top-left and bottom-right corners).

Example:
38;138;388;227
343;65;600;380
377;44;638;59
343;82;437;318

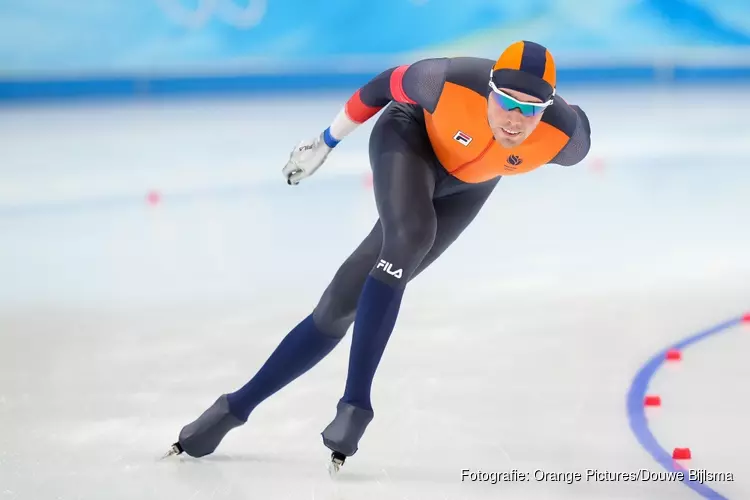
1;87;749;499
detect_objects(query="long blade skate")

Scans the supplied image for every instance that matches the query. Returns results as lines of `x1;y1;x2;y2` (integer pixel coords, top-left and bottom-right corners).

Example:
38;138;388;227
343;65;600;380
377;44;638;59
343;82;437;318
328;451;346;477
322;401;374;478
321;401;374;457
167;394;245;458
160;442;183;460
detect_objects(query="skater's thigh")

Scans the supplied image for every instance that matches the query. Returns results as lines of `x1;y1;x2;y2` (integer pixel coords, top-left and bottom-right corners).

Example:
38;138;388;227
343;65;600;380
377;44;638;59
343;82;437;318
411;177;500;280
368;104;438;241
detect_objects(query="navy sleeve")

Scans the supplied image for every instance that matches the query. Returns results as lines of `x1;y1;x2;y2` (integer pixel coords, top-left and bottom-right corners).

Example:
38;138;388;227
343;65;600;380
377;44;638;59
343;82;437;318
549;105;591;166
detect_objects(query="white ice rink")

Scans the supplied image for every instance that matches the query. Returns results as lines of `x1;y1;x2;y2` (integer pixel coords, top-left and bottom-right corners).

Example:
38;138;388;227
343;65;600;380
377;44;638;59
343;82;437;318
1;86;749;499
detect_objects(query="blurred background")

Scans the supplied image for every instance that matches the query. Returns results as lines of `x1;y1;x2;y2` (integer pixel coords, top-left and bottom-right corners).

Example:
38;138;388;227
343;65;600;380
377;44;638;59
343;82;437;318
2;0;750;306
2;0;750;97
2;2;750;500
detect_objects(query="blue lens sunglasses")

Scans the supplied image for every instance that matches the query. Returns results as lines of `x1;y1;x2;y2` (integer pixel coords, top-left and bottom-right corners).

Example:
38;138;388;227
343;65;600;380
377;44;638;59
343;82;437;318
488;79;554;117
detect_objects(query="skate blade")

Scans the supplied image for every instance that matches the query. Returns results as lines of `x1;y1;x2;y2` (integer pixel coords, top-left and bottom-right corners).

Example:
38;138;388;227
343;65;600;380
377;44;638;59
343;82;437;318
328;460;341;478
160;443;183;460
328;453;345;478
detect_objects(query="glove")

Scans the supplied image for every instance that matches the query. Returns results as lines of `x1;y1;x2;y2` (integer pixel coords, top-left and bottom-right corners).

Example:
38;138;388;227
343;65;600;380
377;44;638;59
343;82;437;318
282;132;333;185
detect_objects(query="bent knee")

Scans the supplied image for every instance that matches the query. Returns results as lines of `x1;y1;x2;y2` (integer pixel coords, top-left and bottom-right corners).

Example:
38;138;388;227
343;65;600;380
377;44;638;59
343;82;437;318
375;217;437;284
389;215;436;257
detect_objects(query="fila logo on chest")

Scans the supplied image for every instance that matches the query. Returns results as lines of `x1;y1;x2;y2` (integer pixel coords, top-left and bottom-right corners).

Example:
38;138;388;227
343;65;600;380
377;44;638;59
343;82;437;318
453;130;473;146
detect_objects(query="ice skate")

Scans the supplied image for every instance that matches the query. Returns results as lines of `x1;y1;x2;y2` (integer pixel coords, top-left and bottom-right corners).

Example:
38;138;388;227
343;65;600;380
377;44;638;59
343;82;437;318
160;441;183;459
321;400;374;473
328;451;346;477
165;394;244;458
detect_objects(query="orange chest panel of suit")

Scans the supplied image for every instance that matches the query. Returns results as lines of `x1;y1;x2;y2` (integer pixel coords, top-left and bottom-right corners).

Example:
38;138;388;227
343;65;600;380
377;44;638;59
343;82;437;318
423;82;570;183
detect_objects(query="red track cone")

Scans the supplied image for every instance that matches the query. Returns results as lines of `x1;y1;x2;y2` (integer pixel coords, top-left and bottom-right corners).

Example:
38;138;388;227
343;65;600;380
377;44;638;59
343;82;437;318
644;395;661;407
665;349;681;361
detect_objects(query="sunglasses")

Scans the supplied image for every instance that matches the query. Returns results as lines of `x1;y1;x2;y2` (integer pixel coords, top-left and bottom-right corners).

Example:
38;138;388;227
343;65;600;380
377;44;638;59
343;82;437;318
488;81;554;117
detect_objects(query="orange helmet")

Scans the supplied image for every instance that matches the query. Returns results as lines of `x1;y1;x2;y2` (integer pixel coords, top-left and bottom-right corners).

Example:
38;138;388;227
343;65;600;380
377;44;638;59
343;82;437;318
490;40;557;102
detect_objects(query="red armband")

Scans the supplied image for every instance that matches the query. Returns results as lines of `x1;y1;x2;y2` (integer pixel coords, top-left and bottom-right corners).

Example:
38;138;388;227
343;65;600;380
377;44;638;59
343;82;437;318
389;65;417;105
344;89;382;124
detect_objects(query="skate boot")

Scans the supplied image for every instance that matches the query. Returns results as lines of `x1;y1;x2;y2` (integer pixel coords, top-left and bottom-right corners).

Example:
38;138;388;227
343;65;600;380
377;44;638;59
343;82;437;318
321;400;374;474
164;394;244;458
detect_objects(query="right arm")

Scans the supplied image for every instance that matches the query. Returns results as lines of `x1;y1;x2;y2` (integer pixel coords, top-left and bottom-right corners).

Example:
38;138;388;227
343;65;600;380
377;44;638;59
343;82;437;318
282;59;449;184
322;58;449;147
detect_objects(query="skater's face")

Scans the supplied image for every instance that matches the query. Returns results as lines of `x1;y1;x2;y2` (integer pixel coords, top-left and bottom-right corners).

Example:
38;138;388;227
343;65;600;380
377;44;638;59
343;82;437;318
487;88;546;148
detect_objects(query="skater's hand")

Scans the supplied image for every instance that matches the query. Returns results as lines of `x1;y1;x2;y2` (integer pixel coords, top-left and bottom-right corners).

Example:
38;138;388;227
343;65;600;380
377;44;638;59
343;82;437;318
282;133;332;185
